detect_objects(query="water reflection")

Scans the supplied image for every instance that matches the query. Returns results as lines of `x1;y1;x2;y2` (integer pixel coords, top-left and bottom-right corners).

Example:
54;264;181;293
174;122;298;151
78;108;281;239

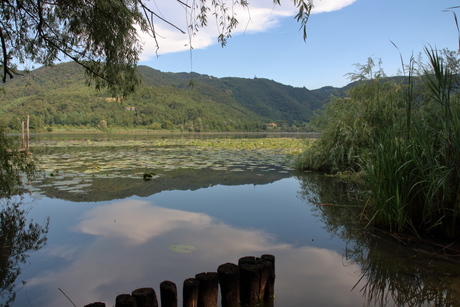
296;172;460;306
24;197;363;307
78;200;214;244
0;197;49;307
8;169;460;307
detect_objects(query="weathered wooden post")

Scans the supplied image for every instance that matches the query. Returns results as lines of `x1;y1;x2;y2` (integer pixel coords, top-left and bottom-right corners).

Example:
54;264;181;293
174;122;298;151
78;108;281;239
195;272;218;307
238;255;275;307
26;114;29;150
217;262;240;307
115;293;137;307
261;254;275;300
160;280;178;307
132;287;158;307
183;278;200;307
21;120;25;150
84;254;275;307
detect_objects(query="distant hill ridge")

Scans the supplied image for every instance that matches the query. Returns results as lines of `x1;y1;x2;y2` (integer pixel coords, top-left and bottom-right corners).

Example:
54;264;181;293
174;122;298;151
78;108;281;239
0;62;348;132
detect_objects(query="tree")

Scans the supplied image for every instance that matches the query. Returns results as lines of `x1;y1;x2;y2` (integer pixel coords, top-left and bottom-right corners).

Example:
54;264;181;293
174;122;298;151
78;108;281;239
0;0;313;97
96;119;108;131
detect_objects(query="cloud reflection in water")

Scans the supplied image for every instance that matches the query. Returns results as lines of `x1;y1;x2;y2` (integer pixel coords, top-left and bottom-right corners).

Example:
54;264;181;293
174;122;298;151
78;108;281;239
28;199;363;307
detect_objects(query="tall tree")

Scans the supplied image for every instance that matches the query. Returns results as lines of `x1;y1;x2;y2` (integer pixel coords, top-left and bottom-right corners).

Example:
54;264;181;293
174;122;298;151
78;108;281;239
0;0;313;97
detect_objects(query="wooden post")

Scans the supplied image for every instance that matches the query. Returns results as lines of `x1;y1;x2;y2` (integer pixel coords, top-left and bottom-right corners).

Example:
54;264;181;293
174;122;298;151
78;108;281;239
115;294;137;307
21;120;25;150
195;272;218;307
160;280;177;307
261;254;275;307
217;263;240;307
238;256;274;307
132;287;158;307
183;278;200;307
84;254;275;307
26;115;29;150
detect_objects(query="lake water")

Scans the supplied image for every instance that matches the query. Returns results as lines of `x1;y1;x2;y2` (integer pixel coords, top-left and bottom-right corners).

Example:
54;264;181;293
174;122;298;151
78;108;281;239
2;133;460;307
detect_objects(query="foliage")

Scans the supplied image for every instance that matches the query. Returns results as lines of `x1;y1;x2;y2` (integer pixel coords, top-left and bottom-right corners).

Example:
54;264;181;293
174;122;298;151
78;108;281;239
0;0;148;97
295;58;405;172
365;48;460;238
0;127;37;198
0;62;329;132
0;0;312;96
296;50;460;238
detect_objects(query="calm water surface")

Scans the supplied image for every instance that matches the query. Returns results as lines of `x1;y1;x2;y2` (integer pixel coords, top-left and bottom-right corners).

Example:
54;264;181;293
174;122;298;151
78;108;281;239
2;133;459;307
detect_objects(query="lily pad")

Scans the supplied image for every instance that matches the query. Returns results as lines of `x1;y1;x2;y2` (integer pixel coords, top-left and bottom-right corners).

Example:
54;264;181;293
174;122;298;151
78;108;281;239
169;244;196;253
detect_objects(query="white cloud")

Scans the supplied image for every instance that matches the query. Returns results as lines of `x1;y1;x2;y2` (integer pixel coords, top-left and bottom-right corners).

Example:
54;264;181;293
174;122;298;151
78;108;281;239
138;0;357;59
311;0;358;13
76;200;213;244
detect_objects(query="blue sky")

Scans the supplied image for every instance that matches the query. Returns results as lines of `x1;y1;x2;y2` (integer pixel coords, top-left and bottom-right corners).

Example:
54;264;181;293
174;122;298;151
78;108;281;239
139;0;459;90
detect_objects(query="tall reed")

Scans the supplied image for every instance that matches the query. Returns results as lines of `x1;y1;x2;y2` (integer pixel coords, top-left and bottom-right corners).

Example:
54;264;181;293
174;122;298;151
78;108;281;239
365;48;460;238
296;49;460;238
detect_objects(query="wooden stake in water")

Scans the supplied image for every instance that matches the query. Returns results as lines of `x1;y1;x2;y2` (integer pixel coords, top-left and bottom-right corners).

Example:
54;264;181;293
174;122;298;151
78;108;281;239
195;272;218;307
115;293;137;306
160;280;178;307
131;287;158;307
183;278;200;307
217;262;240;307
238;255;275;306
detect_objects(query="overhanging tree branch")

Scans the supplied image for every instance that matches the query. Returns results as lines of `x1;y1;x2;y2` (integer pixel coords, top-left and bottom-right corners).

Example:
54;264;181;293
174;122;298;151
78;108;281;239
0;27;14;83
0;0;313;94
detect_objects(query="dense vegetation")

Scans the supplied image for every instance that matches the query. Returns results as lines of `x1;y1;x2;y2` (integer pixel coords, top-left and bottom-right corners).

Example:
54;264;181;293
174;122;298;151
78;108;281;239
296;50;460;239
0;62;339;133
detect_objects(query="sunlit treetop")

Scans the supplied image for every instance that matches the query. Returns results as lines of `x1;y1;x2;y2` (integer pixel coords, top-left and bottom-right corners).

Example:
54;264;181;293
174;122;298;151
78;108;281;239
0;0;312;97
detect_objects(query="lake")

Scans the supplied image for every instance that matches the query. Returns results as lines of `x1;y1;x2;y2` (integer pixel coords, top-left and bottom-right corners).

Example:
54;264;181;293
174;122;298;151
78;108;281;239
1;133;459;307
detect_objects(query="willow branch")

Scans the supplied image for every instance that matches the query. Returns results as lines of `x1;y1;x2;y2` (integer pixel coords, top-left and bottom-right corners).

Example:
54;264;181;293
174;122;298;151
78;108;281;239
138;0;186;34
0;27;14;83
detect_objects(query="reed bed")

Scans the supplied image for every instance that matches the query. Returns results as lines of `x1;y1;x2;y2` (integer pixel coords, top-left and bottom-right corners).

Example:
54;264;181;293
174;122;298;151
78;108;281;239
297;48;460;238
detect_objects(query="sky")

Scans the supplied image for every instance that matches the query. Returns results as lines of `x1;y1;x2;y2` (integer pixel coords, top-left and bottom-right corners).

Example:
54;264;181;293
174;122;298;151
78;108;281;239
137;0;460;90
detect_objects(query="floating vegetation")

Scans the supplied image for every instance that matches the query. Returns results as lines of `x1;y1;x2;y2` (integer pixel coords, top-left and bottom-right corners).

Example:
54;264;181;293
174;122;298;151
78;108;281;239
169;244;196;253
27;137;304;196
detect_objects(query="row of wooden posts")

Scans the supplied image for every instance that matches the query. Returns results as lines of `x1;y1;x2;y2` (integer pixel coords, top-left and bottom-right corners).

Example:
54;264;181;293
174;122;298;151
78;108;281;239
84;254;275;307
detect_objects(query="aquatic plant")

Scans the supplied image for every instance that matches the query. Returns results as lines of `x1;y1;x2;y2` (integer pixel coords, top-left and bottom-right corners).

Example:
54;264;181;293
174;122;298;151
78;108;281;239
297;49;460;238
365;48;460;238
294;59;405;173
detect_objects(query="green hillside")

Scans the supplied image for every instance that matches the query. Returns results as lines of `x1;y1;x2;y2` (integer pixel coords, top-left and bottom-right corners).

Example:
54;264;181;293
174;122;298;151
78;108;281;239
0;62;339;132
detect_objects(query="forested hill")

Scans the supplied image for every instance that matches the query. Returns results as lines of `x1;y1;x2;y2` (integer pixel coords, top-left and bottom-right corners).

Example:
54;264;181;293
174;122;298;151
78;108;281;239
0;62;345;132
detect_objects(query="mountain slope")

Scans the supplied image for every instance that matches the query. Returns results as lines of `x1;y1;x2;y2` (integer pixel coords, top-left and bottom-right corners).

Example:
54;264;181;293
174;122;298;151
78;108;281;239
0;62;340;131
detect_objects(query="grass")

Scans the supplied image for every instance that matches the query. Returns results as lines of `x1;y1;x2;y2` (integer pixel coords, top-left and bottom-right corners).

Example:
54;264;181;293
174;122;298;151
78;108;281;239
295;48;460;239
364;49;460;238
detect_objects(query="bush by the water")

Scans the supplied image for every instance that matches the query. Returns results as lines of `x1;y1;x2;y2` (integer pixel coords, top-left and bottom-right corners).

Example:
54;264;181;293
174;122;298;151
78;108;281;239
296;49;460;238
